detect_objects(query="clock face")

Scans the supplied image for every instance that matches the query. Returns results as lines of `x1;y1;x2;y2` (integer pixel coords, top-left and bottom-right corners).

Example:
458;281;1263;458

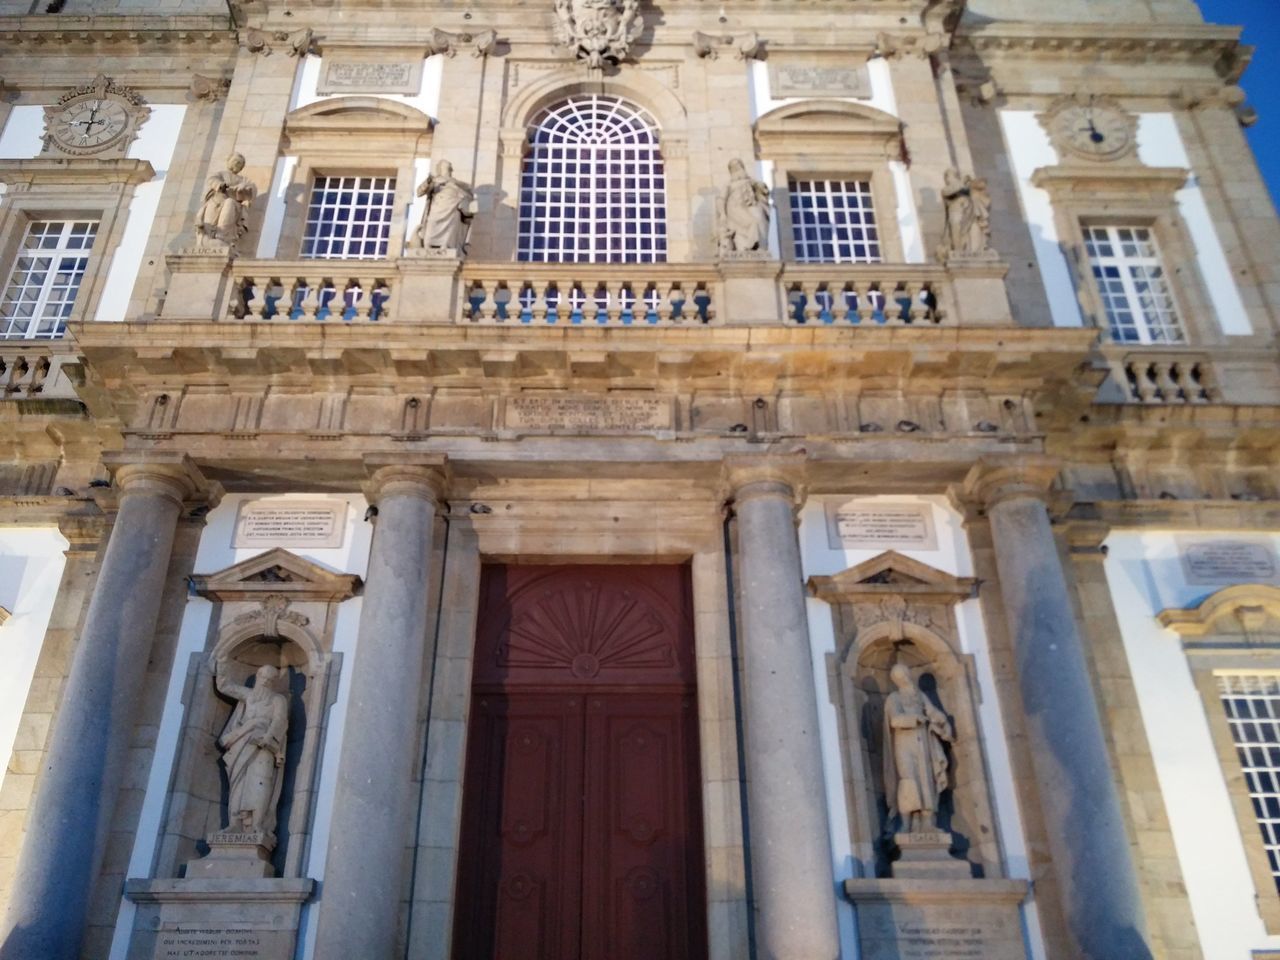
1053;104;1135;161
50;98;131;154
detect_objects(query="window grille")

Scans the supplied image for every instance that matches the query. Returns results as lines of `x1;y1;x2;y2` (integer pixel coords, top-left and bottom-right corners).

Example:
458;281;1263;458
1083;225;1185;344
1219;673;1280;892
0;220;98;340
518;96;666;263
302;175;396;260
788;178;881;263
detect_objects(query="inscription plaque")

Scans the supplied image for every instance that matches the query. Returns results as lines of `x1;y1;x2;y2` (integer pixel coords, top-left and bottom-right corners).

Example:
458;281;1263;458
769;61;872;99
505;395;673;433
317;60;422;96
157;927;264;959
1180;539;1280;585
233;499;348;549
825;502;937;550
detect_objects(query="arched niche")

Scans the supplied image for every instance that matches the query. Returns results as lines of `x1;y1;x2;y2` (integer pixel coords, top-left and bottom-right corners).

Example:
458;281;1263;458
809;551;1003;879
151;549;360;881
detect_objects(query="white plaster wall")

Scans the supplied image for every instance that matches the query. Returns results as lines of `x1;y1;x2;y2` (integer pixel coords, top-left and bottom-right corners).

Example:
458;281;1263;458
106;494;373;960
999;109;1252;337
256;155;300;260
0;106;45;157
0;527;68;795
1104;530;1280;960
747;57;925;265
797;495;1046;960
1136;113;1252;336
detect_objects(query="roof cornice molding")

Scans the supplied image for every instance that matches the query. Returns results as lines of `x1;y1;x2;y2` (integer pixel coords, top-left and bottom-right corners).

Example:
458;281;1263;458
0;15;236;52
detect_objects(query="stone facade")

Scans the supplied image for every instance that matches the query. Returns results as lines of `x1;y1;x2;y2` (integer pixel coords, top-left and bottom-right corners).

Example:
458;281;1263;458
0;0;1278;958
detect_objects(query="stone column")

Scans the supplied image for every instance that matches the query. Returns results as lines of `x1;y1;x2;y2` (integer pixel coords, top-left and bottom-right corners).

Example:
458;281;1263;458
963;456;1152;960
0;454;216;960
312;458;447;960
725;456;839;960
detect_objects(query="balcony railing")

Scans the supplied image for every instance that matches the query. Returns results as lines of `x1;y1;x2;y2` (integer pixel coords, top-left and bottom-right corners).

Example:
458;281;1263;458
0;342;82;401
233;268;394;322
779;264;950;326
1112;352;1222;404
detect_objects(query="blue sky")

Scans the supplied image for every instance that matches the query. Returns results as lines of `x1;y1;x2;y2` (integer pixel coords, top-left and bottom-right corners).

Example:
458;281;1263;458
1196;1;1280;209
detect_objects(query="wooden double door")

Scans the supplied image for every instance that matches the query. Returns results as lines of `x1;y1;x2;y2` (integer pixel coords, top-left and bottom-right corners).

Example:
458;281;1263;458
452;565;707;960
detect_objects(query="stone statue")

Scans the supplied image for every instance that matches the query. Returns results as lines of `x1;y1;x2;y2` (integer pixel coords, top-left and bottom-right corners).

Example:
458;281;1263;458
214;660;290;844
937;167;992;261
195;152;258;253
717;158;771;255
882;662;952;833
553;0;643;69
411;160;476;252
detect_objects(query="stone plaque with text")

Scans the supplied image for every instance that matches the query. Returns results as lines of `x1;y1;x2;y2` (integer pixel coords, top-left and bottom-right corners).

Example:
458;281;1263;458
1180;538;1280;585
156;927;271;959
504;395;673;433
317;59;423;96
233;499;347;549
825;502;937;550
769;61;872;99
845;878;1028;960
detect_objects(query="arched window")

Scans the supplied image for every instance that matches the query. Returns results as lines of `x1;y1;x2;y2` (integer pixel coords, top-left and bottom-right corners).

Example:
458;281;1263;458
518;95;667;263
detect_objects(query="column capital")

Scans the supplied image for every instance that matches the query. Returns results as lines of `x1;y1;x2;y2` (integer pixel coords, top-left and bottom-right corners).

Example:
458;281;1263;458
721;452;808;506
102;451;222;509
363;454;450;506
959;454;1062;512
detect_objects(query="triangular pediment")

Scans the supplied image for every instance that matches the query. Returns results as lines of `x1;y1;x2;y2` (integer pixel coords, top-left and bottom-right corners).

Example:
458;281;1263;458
808;551;977;605
189;548;361;603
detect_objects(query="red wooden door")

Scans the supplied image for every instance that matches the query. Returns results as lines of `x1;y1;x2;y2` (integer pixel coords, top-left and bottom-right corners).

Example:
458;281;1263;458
452;566;707;960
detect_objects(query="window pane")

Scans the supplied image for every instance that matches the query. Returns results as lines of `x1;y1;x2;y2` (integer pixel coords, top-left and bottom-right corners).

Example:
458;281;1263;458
1;219;99;340
302;175;397;260
788;179;881;264
1083;224;1185;344
1219;674;1280;894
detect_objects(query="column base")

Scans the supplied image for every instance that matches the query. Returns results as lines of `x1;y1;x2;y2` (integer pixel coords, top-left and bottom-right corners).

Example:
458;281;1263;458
843;877;1029;960
123;877;313;960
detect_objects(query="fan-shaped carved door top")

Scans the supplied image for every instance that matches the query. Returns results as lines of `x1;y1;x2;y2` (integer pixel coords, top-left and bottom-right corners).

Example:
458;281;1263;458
475;565;696;689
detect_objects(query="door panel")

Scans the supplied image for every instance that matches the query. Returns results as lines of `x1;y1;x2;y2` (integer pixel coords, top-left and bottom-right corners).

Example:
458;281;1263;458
454;565;706;960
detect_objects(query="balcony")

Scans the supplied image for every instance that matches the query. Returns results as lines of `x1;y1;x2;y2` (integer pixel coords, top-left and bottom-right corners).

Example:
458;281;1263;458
1094;345;1280;406
0;341;83;402
161;254;1009;328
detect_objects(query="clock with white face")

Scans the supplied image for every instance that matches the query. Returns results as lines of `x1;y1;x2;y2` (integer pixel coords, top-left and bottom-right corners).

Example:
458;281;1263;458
1043;96;1137;163
43;74;148;158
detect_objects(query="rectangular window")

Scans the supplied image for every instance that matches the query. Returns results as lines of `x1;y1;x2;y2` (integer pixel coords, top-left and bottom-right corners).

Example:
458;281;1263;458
788;178;881;264
301;175;396;260
1083;225;1185;344
1219;673;1280;892
0;219;99;340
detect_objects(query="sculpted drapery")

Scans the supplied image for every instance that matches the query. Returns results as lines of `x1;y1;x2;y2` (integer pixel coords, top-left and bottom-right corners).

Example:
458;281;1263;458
882;662;952;833
718;158;771;254
214;661;290;842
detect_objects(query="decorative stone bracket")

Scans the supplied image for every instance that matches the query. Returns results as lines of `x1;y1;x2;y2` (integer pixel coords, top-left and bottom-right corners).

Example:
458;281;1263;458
692;31;760;60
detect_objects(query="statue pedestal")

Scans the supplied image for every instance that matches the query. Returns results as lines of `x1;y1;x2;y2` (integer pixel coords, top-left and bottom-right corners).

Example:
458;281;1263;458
890;830;971;879
164;250;235;321
185;831;275;879
945;256;1014;326
122;877;313;960
843;877;1030;960
717;253;782;325
398;251;463;323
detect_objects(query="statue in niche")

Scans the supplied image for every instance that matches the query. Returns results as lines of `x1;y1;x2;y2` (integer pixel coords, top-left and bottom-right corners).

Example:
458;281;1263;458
411;160;476;252
553;0;642;69
195;152;258;253
937;167;992;261
213;659;290;844
717;158;771;255
882;662;953;833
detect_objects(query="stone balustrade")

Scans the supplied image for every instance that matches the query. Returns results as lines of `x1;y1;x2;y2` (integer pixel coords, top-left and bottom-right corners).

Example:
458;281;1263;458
460;264;719;325
0;343;81;400
232;265;395;322
779;264;950;325
1117;352;1221;403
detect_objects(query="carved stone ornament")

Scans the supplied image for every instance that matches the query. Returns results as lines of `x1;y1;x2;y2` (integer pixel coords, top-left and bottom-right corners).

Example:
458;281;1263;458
242;26;314;58
937;167;995;263
189;74;231;102
428;27;498;58
411;160;476;254
553;0;643;69
717;158;771;256
212;658;291;849
42;73;149;159
1040;93;1138;163
194;152;259;255
692;30;760;61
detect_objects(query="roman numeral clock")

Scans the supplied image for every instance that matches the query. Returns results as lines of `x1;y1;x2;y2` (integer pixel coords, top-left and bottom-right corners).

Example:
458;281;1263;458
43;73;150;158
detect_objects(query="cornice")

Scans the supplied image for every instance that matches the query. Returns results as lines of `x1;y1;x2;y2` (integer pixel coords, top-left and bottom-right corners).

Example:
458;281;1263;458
0;158;155;188
0;15;236;53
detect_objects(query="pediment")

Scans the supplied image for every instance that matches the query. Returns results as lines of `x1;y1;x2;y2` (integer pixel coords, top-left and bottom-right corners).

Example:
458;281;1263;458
283;97;433;152
190;547;360;603
808;551;977;605
1159;584;1280;640
754;99;901;159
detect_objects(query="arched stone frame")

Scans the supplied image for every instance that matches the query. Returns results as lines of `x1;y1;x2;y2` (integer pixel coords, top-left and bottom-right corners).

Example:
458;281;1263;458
149;549;359;881
493;66;693;261
753;100;907;265
1160;583;1280;932
271;97;435;260
810;551;1003;880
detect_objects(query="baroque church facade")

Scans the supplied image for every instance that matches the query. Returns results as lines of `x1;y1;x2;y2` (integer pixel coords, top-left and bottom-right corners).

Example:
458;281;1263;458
0;0;1278;958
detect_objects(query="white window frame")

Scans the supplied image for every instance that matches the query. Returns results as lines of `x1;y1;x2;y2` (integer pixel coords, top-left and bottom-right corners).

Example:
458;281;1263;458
787;177;882;264
1218;671;1280;894
0;218;99;340
517;95;667;264
301;174;397;260
1083;225;1186;345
